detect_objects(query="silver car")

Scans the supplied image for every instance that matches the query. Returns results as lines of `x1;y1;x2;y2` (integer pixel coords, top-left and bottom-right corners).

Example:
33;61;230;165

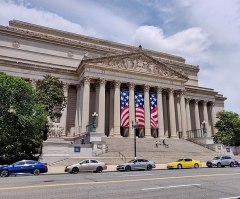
65;159;107;173
206;156;235;168
117;159;155;171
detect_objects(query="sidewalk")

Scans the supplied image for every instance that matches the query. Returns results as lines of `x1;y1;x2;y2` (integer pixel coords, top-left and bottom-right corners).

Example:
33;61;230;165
47;163;207;174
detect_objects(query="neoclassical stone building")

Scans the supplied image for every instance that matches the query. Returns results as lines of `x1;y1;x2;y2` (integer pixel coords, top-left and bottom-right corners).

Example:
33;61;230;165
0;20;226;140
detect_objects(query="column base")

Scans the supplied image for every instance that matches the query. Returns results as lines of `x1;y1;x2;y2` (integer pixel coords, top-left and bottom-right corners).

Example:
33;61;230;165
171;135;179;139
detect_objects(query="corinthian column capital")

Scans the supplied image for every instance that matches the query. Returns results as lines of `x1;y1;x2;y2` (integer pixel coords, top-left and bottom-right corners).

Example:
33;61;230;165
128;82;135;90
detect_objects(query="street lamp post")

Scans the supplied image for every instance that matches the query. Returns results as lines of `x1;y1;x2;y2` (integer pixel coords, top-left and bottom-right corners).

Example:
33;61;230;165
132;120;138;159
92;112;98;132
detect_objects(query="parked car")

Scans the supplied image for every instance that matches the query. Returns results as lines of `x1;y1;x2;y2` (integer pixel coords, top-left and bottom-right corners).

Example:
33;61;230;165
234;160;240;167
0;160;48;177
167;158;202;169
116;159;155;171
206;156;235;168
65;159;107;173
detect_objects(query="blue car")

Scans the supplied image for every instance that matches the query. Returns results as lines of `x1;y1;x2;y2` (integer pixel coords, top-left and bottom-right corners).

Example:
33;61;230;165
0;160;48;177
234;160;240;167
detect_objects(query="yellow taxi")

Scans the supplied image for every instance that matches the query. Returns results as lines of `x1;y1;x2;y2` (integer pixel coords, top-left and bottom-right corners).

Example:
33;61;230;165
167;158;202;169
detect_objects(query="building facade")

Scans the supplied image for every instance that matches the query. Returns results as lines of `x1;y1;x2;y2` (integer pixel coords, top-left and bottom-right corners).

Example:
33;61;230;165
0;20;226;140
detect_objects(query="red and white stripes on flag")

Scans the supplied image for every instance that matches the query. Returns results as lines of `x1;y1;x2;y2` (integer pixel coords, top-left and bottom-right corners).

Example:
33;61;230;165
120;90;129;127
135;92;145;127
150;93;158;128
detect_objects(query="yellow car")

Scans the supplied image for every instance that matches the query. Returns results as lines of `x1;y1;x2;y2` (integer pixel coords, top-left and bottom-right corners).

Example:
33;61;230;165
167;158;202;169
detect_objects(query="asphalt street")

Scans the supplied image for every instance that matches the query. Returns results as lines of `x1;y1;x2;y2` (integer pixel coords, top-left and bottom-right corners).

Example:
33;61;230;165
0;167;240;199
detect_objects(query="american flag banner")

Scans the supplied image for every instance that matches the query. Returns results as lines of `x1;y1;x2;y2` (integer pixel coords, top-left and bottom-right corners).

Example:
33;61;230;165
120;90;129;127
150;93;158;128
135;92;145;127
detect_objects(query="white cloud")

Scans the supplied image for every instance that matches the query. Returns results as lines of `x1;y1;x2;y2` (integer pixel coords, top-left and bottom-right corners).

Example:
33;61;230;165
133;25;211;63
0;0;84;34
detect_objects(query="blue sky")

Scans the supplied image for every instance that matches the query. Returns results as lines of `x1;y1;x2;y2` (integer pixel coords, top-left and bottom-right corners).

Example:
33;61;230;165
1;0;240;113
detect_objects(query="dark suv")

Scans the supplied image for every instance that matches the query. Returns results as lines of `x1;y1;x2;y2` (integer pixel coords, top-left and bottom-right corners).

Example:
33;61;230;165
206;156;235;168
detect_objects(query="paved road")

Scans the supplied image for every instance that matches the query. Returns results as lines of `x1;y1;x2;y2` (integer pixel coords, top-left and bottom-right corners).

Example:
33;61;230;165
1;167;240;199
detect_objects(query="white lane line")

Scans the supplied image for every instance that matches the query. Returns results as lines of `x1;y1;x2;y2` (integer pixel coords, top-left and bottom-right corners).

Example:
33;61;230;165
219;196;240;199
141;184;201;191
118;174;154;177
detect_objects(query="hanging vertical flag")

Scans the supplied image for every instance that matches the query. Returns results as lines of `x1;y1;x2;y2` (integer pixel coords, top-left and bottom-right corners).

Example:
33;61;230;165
120;90;129;127
150;93;158;128
135;92;145;127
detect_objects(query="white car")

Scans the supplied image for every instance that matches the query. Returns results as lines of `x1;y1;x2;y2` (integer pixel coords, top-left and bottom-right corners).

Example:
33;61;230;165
65;159;107;173
117;159;155;171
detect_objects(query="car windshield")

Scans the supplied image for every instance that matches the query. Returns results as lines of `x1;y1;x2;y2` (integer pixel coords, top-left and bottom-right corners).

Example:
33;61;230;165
213;157;220;160
176;159;183;162
128;160;136;163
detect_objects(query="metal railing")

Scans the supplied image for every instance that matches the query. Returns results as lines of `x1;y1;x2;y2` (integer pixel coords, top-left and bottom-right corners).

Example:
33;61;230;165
187;128;204;139
119;152;126;163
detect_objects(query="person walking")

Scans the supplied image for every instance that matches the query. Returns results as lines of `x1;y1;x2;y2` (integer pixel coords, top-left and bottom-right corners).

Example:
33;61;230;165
155;140;158;148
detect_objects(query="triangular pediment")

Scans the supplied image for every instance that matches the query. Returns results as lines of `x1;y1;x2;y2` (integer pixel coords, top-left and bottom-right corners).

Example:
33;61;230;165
79;50;188;81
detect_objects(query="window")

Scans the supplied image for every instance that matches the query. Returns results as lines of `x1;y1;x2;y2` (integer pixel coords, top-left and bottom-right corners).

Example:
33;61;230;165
26;160;37;165
90;160;98;163
14;161;25;166
185;159;192;162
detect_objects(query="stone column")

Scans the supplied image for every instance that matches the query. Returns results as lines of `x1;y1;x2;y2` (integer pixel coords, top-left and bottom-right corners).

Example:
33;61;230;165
97;78;106;134
157;87;165;138
81;77;90;133
186;98;191;133
95;84;100;127
74;84;81;136
79;82;84;133
169;89;177;138
180;91;187;138
211;102;217;136
177;94;182;135
114;81;121;136
60;83;69;136
194;100;200;130
144;85;151;137
129;83;135;137
203;101;210;136
109;84;114;136
163;93;168;137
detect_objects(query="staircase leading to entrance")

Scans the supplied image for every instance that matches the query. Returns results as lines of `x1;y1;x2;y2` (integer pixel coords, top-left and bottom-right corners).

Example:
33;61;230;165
98;137;220;163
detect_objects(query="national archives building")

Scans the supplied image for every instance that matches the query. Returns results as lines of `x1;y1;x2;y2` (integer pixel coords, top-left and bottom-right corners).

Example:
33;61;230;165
0;20;226;140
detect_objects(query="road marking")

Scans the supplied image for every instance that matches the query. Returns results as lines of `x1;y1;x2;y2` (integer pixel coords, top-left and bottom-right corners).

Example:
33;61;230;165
219;196;240;199
1;172;240;191
141;184;201;191
119;174;154;177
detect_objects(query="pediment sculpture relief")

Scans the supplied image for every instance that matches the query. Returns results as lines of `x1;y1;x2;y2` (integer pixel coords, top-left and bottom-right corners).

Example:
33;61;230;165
102;55;181;79
82;52;188;80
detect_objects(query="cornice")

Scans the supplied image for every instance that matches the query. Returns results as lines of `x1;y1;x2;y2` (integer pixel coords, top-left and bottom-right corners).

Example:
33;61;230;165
7;20;186;63
0;59;77;76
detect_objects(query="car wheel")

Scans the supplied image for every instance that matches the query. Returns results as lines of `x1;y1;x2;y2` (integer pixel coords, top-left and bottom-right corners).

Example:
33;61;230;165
72;167;79;174
0;170;9;177
207;165;212;168
32;169;40;176
147;165;152;171
194;163;199;169
177;164;182;169
125;165;131;172
217;162;222;168
230;162;234;167
96;166;103;173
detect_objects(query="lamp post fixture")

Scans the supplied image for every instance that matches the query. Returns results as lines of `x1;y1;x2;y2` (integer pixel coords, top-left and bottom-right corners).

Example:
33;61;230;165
132;120;138;159
92;112;98;132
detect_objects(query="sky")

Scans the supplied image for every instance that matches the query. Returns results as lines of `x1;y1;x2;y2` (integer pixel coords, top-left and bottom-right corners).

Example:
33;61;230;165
0;0;240;113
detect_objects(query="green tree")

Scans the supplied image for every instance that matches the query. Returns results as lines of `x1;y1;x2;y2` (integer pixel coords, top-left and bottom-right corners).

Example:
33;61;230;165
214;111;240;146
0;72;47;164
36;74;67;121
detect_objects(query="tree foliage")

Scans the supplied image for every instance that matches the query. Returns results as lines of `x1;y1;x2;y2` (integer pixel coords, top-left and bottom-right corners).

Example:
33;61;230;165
214;111;240;146
36;74;66;121
0;72;47;164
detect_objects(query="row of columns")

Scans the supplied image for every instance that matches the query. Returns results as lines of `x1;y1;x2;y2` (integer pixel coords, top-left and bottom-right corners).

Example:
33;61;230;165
72;77;217;138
